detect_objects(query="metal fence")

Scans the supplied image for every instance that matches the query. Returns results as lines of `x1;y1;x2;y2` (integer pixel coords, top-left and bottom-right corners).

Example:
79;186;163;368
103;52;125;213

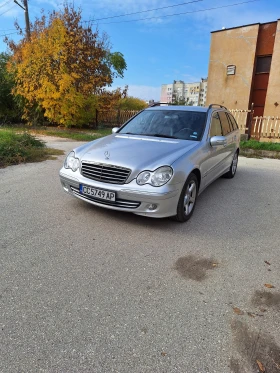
96;110;139;127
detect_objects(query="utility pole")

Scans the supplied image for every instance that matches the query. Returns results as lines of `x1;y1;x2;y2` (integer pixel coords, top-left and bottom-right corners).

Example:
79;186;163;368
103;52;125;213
14;0;31;40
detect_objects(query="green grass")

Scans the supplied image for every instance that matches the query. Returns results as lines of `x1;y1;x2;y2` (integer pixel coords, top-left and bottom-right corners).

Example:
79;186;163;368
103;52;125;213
40;129;111;141
1;125;112;141
240;139;280;152
0;130;64;168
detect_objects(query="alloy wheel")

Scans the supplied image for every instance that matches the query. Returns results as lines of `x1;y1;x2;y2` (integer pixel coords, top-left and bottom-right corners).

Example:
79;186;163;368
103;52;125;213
183;180;197;216
232;153;238;175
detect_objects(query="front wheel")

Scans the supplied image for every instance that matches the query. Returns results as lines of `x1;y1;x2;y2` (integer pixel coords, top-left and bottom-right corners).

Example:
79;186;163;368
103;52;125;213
172;173;198;222
223;151;238;179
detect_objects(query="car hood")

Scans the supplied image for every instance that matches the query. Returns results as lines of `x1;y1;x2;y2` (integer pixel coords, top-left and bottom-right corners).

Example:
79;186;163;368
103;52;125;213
75;134;198;179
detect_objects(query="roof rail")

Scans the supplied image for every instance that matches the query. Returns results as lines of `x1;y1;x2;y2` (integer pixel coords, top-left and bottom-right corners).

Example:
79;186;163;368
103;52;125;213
149;102;169;107
208;104;228;110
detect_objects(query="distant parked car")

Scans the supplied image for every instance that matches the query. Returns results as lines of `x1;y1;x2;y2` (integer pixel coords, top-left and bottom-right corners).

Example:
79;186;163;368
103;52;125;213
59;104;240;222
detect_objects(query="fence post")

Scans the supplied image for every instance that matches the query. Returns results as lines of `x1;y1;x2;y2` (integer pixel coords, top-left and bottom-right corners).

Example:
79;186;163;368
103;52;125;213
247;103;254;140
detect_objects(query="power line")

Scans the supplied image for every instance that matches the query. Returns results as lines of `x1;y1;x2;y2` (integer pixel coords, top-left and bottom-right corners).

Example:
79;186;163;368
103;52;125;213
90;0;260;25
0;0;11;9
84;0;204;23
0;27;18;31
0;31;18;36
0;3;16;16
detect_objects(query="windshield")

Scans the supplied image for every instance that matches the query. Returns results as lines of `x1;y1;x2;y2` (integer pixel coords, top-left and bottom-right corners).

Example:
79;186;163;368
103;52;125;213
118;110;206;141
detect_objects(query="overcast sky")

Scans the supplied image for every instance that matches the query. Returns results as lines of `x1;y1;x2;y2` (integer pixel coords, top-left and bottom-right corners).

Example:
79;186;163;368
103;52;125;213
0;0;279;100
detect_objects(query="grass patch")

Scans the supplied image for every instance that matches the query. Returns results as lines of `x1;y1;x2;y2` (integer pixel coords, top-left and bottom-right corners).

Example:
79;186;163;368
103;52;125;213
1;125;112;141
0;130;64;168
240;139;280;152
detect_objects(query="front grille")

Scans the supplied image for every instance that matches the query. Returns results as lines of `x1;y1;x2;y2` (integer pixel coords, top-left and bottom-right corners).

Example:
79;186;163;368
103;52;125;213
81;162;131;184
70;186;141;209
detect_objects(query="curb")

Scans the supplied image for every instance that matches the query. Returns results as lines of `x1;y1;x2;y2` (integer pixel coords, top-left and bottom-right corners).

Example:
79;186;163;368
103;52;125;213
240;148;280;159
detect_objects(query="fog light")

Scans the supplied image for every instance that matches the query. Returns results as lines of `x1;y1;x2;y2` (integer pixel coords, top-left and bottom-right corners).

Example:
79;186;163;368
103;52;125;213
147;203;157;211
62;182;69;192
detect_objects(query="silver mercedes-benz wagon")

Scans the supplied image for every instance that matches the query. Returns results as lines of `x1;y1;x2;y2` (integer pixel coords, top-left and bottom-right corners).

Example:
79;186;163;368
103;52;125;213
59;104;240;222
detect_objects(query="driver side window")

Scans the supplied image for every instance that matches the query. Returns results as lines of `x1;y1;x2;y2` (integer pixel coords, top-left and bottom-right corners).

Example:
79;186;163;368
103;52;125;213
210;113;223;137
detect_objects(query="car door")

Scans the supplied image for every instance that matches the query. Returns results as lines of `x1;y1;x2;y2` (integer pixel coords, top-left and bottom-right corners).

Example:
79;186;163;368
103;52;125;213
218;111;235;172
201;111;229;186
226;112;240;148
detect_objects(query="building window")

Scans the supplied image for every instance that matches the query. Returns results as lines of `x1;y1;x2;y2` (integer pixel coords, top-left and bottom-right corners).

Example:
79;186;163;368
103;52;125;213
227;65;236;75
256;56;272;73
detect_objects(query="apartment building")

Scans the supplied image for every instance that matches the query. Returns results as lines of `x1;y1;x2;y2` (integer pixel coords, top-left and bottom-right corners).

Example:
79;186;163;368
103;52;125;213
161;78;207;106
206;20;280;117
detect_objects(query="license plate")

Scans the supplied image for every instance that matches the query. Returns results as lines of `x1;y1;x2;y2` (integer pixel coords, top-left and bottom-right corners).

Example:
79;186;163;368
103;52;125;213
80;185;116;201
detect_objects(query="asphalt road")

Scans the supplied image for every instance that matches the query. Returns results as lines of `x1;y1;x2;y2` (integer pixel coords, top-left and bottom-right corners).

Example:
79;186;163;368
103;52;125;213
1;137;280;373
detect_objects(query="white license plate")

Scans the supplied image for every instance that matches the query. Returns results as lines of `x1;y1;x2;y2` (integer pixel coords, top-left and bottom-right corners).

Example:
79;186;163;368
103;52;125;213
80;185;116;201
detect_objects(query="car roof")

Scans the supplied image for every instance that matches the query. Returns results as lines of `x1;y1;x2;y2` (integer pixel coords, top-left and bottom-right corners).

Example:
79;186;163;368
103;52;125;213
145;105;208;113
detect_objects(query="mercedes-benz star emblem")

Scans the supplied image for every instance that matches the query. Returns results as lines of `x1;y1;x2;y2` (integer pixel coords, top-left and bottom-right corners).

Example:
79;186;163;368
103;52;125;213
104;151;110;160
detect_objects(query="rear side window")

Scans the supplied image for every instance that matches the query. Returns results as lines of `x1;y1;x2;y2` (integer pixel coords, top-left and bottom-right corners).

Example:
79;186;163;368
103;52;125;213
219;111;231;135
210;113;223;137
226;113;239;130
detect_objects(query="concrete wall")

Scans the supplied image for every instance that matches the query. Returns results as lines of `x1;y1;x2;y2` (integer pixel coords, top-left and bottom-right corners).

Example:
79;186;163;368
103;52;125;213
264;20;280;117
206;25;259;109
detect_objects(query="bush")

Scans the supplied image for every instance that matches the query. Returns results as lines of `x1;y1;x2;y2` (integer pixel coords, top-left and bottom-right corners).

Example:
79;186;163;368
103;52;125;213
0;130;63;167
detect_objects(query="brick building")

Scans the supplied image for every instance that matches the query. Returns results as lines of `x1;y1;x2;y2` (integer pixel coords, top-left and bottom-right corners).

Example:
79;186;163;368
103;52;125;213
206;20;280;117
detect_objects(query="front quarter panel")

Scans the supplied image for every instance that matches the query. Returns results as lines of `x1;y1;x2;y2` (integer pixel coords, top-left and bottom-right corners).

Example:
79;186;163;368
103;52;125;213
170;141;205;187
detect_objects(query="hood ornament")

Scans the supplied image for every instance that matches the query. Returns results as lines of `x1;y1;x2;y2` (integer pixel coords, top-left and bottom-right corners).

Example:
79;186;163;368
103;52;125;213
104;151;110;160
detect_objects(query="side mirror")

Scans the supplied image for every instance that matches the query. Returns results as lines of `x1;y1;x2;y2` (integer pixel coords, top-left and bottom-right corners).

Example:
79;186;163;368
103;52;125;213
112;127;119;134
210;136;226;147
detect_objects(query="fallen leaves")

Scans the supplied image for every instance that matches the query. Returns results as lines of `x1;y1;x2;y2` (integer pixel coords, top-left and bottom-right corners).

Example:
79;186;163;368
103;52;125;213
256;359;265;372
233;307;245;315
264;284;275;289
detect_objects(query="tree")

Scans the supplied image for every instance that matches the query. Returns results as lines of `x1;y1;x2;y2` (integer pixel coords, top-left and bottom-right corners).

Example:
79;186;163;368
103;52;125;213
118;96;148;110
170;96;194;106
170;96;186;106
0;52;22;123
6;4;127;126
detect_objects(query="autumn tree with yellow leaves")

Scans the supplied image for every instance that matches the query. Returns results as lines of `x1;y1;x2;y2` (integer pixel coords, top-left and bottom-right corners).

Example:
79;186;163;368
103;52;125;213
6;4;127;126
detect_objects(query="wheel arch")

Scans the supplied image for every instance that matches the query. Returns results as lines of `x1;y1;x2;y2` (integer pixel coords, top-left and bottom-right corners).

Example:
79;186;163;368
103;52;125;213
190;168;201;191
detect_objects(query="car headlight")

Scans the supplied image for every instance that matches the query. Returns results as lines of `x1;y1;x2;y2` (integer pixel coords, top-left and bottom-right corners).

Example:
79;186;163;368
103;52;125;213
137;166;173;187
64;151;80;172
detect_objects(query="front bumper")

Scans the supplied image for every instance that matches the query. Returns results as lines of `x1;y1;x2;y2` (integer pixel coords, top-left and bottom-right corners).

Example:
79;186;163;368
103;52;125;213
59;168;183;218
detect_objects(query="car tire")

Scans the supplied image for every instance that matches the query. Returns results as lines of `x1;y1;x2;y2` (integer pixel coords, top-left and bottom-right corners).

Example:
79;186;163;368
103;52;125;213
172;173;198;222
223;151;238;179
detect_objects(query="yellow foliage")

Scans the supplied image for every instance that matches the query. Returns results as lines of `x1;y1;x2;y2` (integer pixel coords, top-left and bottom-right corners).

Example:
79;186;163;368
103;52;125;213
7;5;126;127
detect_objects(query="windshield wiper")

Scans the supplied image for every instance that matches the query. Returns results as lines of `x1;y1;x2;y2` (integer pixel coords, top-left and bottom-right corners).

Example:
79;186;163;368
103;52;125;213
121;132;154;137
120;132;177;139
120;132;139;135
150;133;177;139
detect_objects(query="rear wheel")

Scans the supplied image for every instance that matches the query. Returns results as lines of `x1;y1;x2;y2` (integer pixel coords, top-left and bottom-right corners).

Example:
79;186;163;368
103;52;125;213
223;151;238;179
172;173;198;222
